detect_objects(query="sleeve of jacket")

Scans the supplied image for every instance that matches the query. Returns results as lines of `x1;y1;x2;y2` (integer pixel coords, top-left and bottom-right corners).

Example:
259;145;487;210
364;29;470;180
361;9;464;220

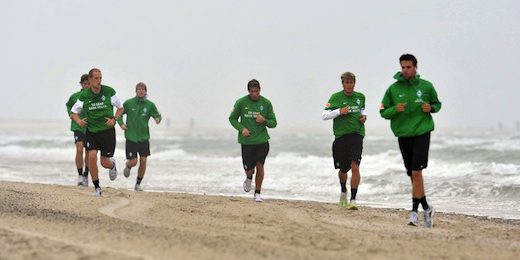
429;85;442;113
151;102;162;121
380;88;398;119
66;94;75;116
264;100;277;128
322;94;341;120
117;101;127;126
229;100;244;131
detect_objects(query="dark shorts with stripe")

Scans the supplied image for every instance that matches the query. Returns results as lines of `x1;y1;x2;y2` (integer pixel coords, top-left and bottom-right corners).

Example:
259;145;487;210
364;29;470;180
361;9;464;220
241;142;269;171
398;132;431;176
126;140;151;159
332;133;363;173
86;128;116;157
73;130;86;147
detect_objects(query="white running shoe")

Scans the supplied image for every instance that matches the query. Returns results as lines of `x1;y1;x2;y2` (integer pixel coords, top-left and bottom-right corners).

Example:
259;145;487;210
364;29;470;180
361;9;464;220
348;199;358;210
77;175;83;186
243;178;252;192
94;187;102;197
408;211;418;226
134;184;143;191
123;165;131;178
108;158;117;181
423;206;435;228
254;193;263;202
339;192;348;208
81;176;89;187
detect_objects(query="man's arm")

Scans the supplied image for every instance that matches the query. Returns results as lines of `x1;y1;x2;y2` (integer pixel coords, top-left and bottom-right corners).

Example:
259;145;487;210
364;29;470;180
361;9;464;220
380;88;399;119
70;100;87;127
151;103;162;124
229;101;244;132
264;102;277;128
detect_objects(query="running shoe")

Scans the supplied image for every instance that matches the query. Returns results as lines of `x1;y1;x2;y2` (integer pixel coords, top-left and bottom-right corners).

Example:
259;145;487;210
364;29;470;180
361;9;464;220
423;206;435;228
408;211;418;226
339;192;348;208
81;175;89;187
77;175;83;186
348;199;358;210
254;193;263;202
108;158;117;181
94;187;102;197
243;178;252;192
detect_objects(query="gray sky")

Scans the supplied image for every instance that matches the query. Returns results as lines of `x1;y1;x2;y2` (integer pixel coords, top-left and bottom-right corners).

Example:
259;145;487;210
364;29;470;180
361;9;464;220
2;0;520;131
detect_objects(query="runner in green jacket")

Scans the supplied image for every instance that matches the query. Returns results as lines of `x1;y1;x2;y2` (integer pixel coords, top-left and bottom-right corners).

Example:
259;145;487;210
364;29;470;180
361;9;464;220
66;74;90;187
229;79;277;202
322;72;366;210
380;54;442;228
117;82;161;191
71;68;124;197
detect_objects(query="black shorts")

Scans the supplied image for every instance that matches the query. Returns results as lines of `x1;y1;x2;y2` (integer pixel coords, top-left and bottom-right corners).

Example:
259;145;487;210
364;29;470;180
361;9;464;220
332;133;363;173
126;140;151;159
73;130;86;147
86;128;116;157
398;132;431;176
241;142;269;171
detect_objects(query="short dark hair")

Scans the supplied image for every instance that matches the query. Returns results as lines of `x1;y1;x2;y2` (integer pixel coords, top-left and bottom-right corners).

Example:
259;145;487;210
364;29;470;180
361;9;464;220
247;79;260;90
88;68;101;78
80;74;89;83
399;53;417;67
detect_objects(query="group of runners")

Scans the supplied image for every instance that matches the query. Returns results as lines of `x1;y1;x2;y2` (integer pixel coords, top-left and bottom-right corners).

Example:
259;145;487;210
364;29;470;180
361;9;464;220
66;68;161;196
67;53;441;228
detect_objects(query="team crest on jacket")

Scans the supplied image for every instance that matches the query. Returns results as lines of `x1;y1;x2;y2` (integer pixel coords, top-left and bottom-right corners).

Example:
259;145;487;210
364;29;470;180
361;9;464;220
143;108;147;113
416;90;422;98
101;95;106;101
356;99;360;105
260;105;264;111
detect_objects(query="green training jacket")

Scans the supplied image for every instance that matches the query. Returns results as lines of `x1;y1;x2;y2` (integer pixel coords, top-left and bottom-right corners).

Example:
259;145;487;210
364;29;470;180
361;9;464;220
324;90;366;138
77;85;118;133
229;95;277;145
380;72;442;137
66;90;87;133
117;97;161;143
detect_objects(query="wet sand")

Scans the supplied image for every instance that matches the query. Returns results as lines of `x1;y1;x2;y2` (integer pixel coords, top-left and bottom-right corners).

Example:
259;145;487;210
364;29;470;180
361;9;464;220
0;181;519;259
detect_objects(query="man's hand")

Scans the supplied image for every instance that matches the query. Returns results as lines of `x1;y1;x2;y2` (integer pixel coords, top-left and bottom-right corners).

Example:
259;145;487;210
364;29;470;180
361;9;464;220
78;118;87;127
120;124;128;130
256;114;265;124
360;115;367;124
422;103;432;113
340;106;349;115
396;103;406;112
104;117;116;127
242;128;250;137
155;118;161;124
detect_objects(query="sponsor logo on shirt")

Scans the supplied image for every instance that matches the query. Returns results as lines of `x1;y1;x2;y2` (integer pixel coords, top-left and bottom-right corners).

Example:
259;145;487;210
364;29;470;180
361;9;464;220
415;90;424;103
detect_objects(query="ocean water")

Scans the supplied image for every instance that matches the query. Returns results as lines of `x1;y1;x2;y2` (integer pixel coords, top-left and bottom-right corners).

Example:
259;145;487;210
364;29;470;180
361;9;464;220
1;121;519;219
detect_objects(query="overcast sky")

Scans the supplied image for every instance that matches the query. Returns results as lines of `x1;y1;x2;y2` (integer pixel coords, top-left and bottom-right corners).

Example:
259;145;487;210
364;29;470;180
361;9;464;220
2;0;519;132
